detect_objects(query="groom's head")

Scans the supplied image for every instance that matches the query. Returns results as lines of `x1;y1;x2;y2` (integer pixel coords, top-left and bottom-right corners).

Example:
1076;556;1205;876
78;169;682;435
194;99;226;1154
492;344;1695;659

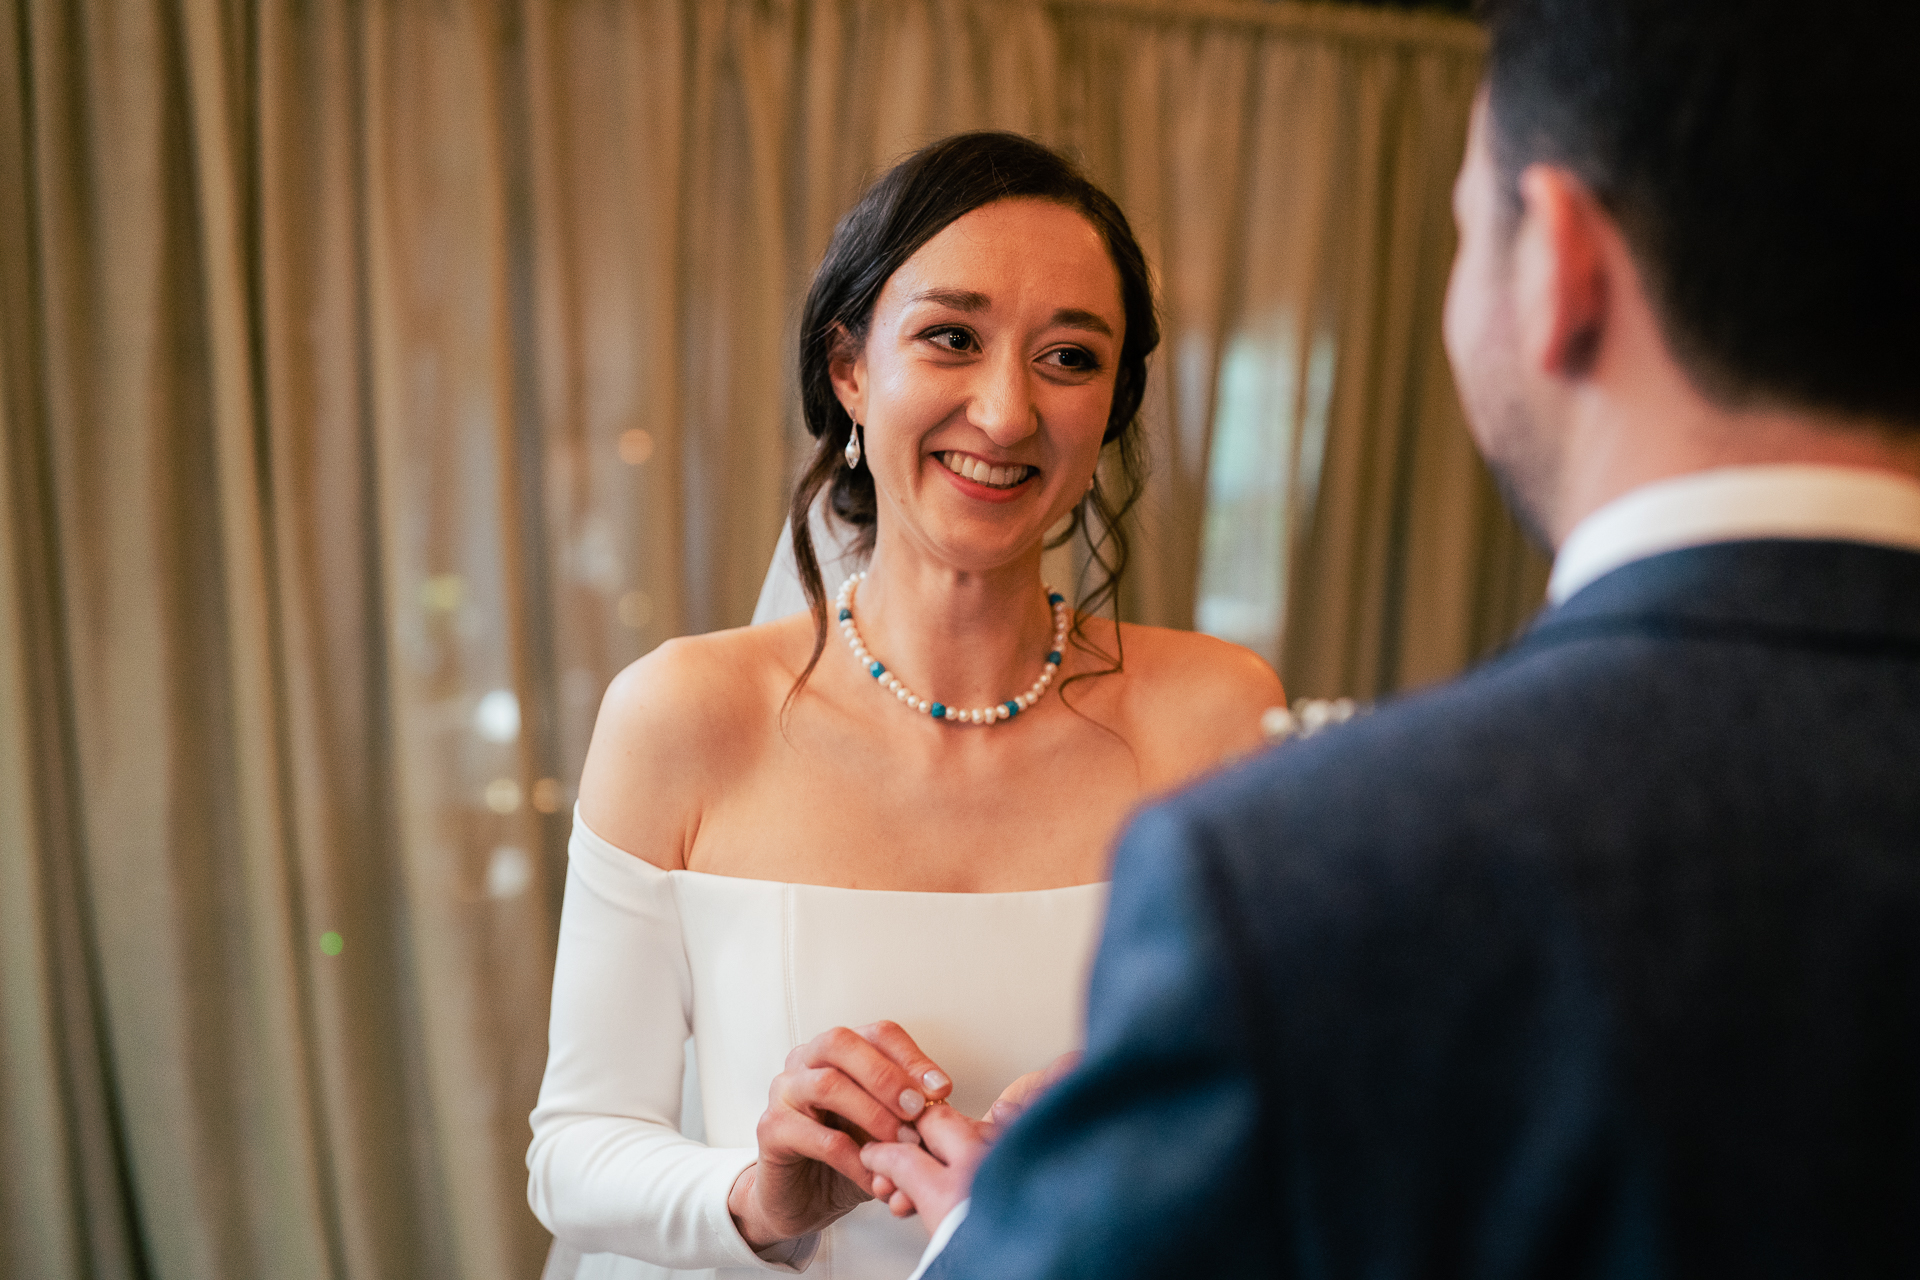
1445;0;1920;545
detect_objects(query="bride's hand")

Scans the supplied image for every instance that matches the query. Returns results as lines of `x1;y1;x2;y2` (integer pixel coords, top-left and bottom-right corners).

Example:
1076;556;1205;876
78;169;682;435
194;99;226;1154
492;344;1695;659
728;1021;954;1250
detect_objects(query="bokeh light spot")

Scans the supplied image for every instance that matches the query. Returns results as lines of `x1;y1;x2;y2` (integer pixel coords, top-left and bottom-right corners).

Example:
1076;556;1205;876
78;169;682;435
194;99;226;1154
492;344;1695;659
474;689;521;743
420;574;466;614
486;778;522;814
618;590;653;629
487;846;533;900
531;777;563;814
618;428;655;466
320;931;345;956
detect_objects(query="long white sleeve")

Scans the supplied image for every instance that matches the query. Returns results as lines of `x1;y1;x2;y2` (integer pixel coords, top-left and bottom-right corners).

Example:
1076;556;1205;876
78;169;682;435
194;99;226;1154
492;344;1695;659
527;815;809;1271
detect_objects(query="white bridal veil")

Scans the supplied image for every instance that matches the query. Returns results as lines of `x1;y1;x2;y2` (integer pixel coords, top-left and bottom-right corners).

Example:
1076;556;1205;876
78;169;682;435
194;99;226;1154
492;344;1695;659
750;498;867;625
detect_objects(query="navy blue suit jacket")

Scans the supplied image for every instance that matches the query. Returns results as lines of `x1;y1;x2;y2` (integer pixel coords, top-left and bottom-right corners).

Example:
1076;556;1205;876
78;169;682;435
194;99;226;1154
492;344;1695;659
926;540;1920;1279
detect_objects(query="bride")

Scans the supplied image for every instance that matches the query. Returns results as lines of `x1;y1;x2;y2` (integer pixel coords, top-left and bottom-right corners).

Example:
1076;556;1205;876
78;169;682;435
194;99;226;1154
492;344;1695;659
528;131;1284;1278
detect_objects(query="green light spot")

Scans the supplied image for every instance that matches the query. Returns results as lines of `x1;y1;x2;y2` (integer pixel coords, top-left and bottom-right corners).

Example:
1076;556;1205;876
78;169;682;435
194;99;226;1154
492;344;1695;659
320;931;344;957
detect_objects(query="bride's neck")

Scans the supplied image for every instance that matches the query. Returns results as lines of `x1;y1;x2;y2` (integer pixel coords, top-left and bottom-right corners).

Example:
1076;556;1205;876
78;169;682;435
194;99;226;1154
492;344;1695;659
851;541;1060;709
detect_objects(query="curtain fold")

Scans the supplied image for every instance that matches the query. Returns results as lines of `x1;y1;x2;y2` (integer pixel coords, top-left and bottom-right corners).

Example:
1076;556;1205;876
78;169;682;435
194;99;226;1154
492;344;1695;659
1055;3;1545;694
1;18;146;1264
1269;34;1544;696
0;3;1543;1278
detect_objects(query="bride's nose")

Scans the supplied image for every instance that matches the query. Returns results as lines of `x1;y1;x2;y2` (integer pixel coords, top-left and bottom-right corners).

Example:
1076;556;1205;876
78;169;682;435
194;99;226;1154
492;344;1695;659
967;348;1039;447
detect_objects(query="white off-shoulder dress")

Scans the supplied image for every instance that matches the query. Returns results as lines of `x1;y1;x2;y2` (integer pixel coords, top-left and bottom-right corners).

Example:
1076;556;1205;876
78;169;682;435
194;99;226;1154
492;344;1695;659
528;812;1109;1279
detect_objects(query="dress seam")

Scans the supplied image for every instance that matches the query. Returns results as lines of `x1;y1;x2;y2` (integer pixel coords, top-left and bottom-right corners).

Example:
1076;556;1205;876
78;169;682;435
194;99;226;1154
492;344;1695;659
779;886;833;1274
780;883;828;1275
782;883;798;1049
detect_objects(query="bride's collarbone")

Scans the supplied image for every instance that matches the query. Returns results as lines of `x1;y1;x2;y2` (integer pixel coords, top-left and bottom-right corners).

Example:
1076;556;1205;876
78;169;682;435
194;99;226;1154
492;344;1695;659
676;631;1152;886
790;713;1146;819
687;729;1131;888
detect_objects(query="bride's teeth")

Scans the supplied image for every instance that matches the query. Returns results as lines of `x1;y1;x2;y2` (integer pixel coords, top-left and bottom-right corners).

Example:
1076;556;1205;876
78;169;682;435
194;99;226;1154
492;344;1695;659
937;452;1030;487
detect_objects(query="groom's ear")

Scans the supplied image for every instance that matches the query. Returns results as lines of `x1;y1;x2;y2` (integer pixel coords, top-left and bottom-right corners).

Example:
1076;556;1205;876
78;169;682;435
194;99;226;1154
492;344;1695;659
1513;163;1612;382
827;322;868;422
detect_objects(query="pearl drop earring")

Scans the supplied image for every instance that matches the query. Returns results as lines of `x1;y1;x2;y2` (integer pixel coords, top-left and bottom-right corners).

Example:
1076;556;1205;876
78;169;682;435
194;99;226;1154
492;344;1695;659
845;423;863;470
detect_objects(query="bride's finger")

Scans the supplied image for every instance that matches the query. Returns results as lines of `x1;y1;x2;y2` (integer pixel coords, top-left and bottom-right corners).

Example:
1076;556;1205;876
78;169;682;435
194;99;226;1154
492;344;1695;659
783;1067;917;1144
802;1026;937;1122
759;1108;877;1194
888;1189;917;1218
853;1021;953;1102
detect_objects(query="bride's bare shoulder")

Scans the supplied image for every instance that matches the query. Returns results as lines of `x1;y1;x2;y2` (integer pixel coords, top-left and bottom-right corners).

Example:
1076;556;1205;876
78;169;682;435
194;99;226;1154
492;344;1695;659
1109;620;1283;706
577;615;815;868
1098;621;1285;773
598;615;813;723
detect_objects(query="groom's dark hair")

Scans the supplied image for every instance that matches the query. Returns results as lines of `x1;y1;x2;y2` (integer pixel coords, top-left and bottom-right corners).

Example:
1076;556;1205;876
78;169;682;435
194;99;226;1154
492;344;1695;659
1479;0;1920;428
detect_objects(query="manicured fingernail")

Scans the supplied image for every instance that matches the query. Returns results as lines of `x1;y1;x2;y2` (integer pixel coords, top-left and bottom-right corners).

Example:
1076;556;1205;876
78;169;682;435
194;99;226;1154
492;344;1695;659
899;1089;925;1117
896;1124;920;1146
922;1070;949;1093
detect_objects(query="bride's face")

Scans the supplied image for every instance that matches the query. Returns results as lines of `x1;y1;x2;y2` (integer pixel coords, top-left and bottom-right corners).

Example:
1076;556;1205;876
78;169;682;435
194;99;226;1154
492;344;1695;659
830;197;1125;573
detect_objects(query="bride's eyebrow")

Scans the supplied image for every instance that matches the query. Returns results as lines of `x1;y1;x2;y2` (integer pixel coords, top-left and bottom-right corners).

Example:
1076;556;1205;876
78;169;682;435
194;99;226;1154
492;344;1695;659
907;287;991;312
907;289;1113;339
1050;307;1112;338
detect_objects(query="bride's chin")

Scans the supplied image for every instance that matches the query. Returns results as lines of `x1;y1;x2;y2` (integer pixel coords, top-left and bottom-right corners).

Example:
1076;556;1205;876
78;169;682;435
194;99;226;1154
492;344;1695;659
881;484;1075;568
887;522;1047;576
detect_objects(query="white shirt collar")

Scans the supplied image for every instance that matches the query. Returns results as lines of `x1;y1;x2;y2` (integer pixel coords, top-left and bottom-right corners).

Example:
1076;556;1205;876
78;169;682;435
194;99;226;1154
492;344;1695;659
1548;464;1920;605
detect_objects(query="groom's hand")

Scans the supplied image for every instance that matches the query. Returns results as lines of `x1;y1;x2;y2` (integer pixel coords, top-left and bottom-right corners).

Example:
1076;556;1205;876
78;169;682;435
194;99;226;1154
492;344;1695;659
860;1103;992;1237
985;1050;1081;1128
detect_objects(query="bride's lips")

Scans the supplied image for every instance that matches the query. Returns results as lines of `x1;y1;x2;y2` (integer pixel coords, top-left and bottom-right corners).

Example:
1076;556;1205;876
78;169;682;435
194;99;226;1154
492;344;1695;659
932;450;1037;504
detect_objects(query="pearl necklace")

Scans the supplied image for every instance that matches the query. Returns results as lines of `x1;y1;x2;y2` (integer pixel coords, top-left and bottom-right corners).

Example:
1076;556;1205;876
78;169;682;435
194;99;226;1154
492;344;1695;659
836;572;1068;725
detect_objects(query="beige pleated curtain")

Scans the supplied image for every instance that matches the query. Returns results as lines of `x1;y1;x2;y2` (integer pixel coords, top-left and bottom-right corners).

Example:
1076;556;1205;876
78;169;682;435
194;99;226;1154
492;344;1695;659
0;2;1544;1279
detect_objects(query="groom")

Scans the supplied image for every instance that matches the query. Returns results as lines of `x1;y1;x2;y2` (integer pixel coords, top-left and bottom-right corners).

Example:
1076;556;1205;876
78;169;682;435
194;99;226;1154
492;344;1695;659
867;0;1920;1274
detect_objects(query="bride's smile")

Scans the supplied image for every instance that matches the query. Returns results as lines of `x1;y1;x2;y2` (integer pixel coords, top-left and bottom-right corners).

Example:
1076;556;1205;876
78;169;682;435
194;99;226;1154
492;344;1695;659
932;450;1036;495
929;452;1036;502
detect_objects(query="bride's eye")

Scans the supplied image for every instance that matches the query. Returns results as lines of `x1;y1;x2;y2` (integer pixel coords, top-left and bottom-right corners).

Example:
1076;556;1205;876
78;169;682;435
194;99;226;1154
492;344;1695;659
1042;346;1100;372
924;327;977;354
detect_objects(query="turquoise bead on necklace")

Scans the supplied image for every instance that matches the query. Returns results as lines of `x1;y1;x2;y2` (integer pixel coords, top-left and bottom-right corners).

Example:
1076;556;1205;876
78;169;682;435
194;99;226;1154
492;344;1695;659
836;572;1069;725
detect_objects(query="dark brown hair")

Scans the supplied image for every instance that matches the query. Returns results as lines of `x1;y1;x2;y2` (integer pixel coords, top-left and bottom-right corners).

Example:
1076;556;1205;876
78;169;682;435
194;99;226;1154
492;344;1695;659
786;131;1160;707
